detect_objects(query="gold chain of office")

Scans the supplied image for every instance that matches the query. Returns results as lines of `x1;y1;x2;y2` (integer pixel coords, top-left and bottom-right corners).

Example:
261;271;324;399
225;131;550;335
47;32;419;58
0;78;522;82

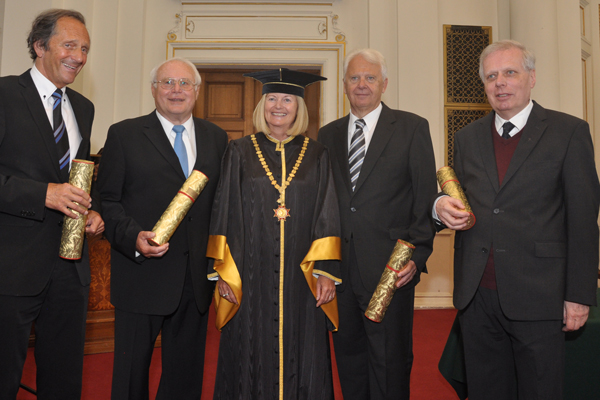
251;134;309;220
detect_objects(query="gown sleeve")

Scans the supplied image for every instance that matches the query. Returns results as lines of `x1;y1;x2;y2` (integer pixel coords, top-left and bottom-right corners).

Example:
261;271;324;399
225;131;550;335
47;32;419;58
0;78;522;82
300;146;342;330
206;140;245;330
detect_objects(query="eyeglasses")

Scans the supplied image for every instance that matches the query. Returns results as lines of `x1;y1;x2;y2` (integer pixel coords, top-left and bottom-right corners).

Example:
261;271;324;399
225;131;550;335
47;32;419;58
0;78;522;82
155;78;196;91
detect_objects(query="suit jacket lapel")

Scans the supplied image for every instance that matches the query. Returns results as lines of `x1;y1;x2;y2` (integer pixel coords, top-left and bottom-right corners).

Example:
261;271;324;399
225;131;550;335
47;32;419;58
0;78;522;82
192;117;209;173
500;102;547;189
18;72;63;178
354;103;394;193
143;112;186;179
331;115;353;195
475;112;501;193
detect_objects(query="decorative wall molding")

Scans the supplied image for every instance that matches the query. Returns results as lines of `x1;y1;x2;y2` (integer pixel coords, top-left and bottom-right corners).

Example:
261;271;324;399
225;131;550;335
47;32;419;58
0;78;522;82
165;5;347;122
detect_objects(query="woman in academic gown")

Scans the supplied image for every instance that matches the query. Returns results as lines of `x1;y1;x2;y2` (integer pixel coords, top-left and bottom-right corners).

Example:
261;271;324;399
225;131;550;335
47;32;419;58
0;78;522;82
207;69;341;400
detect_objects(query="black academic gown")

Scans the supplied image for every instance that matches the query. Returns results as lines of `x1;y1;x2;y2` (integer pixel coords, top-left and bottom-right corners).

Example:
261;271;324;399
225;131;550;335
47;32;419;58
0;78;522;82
208;132;341;400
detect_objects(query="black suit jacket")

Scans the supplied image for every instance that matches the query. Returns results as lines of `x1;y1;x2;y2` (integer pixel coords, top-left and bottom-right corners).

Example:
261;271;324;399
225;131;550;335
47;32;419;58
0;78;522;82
97;112;228;315
441;101;600;320
318;103;437;294
0;70;94;296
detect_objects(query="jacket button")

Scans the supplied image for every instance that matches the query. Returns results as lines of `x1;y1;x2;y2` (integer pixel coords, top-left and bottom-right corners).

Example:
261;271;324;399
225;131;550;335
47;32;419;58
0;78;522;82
183;251;189;256
482;248;487;253
188;217;193;222
493;208;500;214
350;207;356;212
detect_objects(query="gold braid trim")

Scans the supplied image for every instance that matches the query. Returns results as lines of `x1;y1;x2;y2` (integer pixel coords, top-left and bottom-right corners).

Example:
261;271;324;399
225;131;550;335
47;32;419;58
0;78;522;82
206;235;242;331
300;236;342;331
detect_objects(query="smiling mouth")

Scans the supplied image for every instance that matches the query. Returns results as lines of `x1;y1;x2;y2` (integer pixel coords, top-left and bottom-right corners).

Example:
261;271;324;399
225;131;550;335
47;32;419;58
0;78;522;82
272;113;287;116
62;62;78;71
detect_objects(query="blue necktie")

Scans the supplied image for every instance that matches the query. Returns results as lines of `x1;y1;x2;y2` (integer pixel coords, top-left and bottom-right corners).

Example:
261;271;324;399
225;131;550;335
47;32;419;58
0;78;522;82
173;125;189;178
52;89;70;178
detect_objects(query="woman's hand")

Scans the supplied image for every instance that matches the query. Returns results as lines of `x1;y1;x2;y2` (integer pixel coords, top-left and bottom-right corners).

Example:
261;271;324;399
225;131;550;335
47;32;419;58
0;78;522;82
217;278;238;305
316;275;336;307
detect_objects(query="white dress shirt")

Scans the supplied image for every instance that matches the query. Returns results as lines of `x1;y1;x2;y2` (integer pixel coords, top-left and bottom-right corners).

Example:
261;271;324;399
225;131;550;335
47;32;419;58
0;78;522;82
347;103;383;154
30;64;82;169
155;111;197;173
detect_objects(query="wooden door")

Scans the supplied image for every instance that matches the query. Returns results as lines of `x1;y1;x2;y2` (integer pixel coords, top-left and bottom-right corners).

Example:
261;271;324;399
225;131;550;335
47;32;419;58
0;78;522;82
194;67;322;141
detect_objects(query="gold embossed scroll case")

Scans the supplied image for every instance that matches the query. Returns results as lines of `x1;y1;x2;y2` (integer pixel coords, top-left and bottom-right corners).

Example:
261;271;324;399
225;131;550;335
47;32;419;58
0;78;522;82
59;159;94;260
436;166;475;229
148;170;208;246
364;239;415;323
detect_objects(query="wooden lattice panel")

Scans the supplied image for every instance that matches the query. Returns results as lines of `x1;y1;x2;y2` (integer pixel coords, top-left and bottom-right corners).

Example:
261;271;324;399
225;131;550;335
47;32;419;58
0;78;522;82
445;108;492;168
444;25;492;104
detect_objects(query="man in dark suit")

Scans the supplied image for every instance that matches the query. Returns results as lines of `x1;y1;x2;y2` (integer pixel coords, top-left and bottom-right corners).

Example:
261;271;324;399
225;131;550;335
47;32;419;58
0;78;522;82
97;57;227;400
0;9;103;399
318;49;437;399
435;40;600;400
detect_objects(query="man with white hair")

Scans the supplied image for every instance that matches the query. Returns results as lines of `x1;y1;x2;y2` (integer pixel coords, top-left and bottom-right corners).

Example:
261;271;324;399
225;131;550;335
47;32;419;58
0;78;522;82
97;57;227;399
319;49;437;399
435;40;600;399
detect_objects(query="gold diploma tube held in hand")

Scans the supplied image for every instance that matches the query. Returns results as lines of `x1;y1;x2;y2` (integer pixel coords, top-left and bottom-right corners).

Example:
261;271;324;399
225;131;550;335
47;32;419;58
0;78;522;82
436;166;475;229
365;239;415;323
59;159;94;260
148;170;209;246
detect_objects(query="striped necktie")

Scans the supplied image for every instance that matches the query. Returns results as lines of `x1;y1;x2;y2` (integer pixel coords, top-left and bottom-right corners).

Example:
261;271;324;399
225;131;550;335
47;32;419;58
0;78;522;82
173;125;189;178
349;119;366;191
52;89;70;178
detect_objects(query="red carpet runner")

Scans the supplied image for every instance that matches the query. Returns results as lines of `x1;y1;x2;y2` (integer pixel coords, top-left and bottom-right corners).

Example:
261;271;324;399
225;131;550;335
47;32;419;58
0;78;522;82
18;308;458;399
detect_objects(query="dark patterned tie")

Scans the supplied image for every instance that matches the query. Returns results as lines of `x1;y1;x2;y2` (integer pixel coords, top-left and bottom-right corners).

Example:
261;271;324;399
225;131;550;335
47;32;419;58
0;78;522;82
173;125;189;177
52;89;70;177
349;119;366;191
501;121;515;139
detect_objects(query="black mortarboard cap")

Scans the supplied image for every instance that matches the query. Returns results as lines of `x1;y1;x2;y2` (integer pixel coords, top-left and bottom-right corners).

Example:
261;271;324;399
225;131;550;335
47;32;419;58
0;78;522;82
243;68;327;98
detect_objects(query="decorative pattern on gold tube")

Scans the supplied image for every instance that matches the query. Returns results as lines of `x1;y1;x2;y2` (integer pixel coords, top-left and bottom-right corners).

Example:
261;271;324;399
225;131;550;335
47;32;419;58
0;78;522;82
300;236;341;331
149;170;209;246
59;159;94;260
436;166;475;229
364;239;415;323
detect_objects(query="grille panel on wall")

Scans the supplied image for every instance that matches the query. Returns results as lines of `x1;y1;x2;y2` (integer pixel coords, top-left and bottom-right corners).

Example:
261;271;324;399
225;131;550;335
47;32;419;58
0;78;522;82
444;25;492;167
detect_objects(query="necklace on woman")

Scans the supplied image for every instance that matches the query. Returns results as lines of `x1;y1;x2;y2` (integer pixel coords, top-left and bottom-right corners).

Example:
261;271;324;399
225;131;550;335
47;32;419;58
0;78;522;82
251;133;309;221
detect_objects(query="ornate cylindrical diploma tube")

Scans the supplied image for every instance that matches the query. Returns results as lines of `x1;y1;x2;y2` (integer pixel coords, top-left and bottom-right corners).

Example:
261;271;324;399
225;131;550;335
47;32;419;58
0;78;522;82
148;170;209;246
365;239;415;323
59;159;94;260
436;166;475;229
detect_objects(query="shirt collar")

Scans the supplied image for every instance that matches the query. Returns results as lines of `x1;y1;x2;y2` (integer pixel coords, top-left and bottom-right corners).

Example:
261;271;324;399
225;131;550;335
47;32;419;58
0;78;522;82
494;100;534;136
349;102;383;132
155;111;194;138
30;64;64;102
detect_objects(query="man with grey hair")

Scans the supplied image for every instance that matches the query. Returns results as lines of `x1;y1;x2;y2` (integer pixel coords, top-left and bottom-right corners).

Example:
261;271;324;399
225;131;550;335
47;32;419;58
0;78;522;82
97;57;227;399
0;9;103;399
318;49;437;399
435;39;599;399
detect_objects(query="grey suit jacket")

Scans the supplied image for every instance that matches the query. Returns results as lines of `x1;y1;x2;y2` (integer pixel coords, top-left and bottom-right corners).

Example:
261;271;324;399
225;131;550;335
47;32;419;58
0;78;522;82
0;70;94;296
318;103;437;295
444;101;600;320
97;112;228;315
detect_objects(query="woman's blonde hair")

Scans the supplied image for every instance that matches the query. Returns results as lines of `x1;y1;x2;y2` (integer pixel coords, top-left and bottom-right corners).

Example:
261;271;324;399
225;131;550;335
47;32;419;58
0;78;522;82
252;94;309;137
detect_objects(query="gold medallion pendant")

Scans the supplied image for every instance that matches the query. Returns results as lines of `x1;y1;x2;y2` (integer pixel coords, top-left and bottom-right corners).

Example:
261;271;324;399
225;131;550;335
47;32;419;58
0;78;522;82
273;205;291;221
